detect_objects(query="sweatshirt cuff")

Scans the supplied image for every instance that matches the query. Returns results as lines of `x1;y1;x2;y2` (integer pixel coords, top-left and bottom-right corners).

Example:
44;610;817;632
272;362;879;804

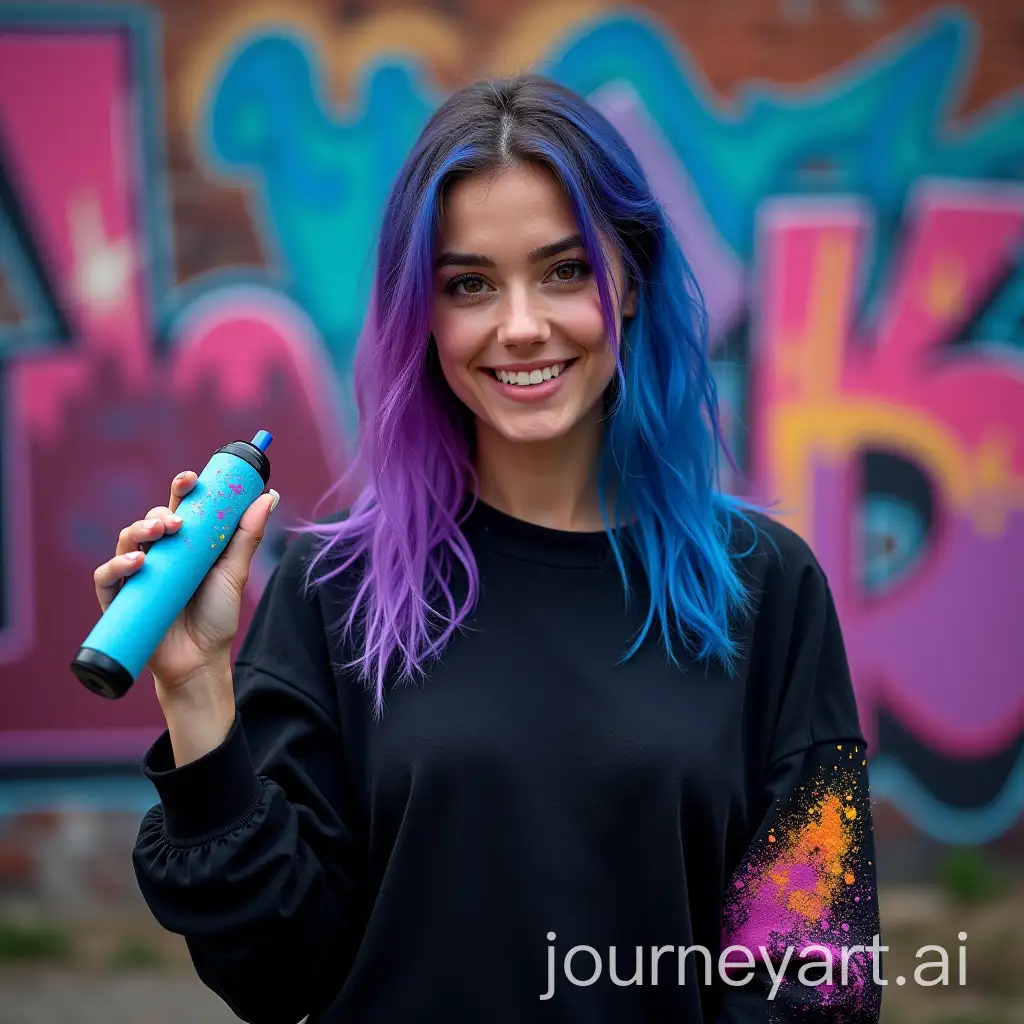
141;713;262;842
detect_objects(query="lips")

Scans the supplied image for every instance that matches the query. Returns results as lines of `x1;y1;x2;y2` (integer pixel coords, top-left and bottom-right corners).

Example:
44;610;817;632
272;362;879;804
482;357;578;404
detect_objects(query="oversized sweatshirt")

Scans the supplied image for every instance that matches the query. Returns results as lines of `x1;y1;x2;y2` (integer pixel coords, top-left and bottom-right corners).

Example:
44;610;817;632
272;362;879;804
133;500;882;1023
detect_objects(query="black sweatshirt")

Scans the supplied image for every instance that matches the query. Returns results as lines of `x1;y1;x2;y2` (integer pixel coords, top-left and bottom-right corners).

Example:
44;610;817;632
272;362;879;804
133;501;882;1023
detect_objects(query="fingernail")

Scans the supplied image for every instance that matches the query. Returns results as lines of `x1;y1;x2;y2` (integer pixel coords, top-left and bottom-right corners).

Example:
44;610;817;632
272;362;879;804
125;551;143;562
142;518;158;529
268;489;280;514
168;514;182;525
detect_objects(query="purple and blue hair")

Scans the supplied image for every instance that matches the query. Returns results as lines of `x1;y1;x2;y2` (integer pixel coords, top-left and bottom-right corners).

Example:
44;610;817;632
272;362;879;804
296;75;758;717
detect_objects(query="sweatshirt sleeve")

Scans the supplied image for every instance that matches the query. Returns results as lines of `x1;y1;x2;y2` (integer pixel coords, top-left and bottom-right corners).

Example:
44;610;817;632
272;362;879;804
715;560;883;1023
132;535;366;1024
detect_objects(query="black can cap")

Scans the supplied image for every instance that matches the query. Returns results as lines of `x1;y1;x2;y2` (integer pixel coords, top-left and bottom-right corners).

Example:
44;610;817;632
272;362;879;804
71;647;134;700
218;430;272;486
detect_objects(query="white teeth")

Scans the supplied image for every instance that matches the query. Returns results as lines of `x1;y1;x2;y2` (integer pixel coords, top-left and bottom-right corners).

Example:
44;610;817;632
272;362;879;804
495;362;567;385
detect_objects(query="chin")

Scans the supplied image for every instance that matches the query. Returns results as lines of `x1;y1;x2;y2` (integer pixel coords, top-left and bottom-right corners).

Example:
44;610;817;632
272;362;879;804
486;408;577;444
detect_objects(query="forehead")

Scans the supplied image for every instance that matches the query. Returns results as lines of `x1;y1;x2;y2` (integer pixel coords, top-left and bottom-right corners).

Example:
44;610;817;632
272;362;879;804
439;164;578;249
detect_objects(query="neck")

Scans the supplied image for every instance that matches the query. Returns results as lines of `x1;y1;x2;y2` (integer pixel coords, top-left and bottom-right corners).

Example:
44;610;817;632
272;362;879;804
473;409;609;532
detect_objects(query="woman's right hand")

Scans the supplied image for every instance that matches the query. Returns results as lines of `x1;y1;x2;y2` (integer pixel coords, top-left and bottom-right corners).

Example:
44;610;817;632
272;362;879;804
93;470;280;710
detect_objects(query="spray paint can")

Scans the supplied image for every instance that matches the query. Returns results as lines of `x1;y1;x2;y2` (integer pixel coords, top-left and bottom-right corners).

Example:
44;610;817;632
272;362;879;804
71;431;273;700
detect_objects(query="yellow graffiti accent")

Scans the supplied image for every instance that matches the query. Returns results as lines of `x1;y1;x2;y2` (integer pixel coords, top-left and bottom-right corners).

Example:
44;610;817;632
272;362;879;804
178;4;467;152
326;12;465;100
922;254;966;320
776;234;854;399
178;4;328;156
485;1;611;77
970;433;1024;537
769;235;1024;543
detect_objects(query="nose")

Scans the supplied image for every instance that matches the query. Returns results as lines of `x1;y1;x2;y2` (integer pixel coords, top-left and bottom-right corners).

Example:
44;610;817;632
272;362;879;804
496;285;550;347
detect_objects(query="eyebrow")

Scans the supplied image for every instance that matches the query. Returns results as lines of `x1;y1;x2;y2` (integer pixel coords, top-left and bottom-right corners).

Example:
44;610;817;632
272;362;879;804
434;233;585;270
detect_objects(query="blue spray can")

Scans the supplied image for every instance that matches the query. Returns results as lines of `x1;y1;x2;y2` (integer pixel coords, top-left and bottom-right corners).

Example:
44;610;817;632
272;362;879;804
71;431;273;700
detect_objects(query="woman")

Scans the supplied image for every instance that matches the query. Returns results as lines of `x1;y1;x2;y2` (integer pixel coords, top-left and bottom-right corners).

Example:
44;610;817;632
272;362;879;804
96;76;881;1022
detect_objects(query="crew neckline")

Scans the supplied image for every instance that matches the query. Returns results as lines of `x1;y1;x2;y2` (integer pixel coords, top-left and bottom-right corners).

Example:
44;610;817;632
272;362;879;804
462;497;628;569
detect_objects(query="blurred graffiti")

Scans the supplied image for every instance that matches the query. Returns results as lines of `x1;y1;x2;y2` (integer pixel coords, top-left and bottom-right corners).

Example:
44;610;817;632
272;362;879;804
0;9;345;766
0;4;1020;843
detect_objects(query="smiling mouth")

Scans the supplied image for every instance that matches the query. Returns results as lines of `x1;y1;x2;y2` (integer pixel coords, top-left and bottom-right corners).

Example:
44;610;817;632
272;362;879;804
485;358;578;386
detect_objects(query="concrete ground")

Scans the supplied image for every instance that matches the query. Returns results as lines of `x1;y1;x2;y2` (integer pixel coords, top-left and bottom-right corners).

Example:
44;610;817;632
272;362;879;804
0;969;239;1024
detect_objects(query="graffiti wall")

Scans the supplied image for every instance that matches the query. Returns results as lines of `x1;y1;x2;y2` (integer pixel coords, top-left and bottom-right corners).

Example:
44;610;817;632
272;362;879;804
0;1;1020;846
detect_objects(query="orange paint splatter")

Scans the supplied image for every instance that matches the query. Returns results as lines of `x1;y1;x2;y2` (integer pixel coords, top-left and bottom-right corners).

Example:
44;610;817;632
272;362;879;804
748;790;856;927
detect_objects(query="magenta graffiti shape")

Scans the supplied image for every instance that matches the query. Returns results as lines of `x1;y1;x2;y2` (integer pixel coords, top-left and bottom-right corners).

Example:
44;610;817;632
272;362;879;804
752;184;1024;759
0;29;345;762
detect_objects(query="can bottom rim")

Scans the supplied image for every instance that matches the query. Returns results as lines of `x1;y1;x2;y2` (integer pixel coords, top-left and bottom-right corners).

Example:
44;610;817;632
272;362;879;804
71;648;135;700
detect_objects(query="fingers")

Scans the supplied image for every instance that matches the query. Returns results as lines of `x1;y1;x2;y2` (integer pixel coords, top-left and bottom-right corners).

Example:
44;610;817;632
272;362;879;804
114;507;184;557
217;489;281;596
94;551;145;612
168;470;197;514
98;476;193;613
96;479;279;614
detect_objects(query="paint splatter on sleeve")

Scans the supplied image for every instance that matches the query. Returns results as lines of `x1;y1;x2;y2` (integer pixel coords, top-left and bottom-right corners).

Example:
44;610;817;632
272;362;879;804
715;561;881;1022
718;742;882;1023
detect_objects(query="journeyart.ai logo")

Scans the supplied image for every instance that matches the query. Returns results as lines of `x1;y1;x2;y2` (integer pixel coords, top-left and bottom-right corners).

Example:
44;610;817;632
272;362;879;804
538;930;968;1003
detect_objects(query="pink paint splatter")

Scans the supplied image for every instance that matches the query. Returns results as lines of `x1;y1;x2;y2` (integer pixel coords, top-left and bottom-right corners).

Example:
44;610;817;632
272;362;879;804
228;483;244;495
216;510;226;520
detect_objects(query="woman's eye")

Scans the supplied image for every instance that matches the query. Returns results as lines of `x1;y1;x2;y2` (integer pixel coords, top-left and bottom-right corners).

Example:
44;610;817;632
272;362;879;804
548;260;590;284
446;275;493;298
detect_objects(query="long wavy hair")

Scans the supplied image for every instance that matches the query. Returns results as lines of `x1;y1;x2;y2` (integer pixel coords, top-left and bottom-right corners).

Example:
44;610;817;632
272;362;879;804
298;74;756;717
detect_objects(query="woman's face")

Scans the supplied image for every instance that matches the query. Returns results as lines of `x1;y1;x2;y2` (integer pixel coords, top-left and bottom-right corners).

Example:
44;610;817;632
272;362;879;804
430;163;634;445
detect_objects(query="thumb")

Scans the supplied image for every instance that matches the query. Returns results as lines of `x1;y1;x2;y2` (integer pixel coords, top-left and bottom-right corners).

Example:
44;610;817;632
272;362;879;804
219;489;280;593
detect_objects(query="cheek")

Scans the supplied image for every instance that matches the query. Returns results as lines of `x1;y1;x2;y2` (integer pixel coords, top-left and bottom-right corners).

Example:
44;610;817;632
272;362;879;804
431;306;482;365
564;293;614;353
431;316;486;409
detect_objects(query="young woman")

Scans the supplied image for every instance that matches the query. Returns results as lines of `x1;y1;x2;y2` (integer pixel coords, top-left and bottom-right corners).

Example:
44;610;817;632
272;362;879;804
96;76;882;1022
